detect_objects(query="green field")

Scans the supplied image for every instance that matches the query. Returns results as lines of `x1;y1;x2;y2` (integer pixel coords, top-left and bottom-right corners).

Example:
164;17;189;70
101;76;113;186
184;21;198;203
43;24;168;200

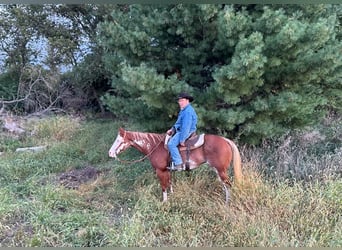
0;115;341;247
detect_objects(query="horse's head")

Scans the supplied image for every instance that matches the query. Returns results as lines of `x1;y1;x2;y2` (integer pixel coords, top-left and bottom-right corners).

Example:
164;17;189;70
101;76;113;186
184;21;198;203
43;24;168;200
109;127;131;158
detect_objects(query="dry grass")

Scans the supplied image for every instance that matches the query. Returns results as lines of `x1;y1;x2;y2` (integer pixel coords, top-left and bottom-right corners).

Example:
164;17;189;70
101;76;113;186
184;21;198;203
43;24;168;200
25;115;82;142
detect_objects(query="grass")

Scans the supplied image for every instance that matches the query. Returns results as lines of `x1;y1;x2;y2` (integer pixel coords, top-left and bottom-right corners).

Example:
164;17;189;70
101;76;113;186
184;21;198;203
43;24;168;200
0;114;341;247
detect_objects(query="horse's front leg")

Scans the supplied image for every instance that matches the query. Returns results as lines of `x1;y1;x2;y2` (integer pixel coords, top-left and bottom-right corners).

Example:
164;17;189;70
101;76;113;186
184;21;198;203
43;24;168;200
155;168;171;202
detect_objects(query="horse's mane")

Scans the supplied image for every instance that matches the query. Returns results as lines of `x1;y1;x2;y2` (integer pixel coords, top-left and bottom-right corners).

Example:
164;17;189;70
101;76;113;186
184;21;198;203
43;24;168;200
130;131;165;145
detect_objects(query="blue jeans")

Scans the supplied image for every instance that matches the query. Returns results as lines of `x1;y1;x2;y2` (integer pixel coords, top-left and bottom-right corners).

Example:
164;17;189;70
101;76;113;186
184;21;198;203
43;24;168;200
167;132;192;165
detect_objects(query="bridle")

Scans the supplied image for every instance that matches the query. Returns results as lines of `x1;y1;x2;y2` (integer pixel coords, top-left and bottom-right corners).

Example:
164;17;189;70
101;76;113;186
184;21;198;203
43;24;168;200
115;131;165;165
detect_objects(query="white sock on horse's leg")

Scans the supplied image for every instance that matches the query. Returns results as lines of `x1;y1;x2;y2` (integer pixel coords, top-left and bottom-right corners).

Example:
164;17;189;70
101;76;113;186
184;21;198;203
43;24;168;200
162;191;168;202
222;183;230;204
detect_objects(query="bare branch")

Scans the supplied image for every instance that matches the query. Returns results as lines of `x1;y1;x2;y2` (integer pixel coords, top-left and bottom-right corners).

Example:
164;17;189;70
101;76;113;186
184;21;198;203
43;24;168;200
1;65;69;115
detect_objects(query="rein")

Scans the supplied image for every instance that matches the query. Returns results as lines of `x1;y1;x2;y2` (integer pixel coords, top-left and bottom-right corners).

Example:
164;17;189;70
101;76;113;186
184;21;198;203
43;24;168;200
116;133;165;165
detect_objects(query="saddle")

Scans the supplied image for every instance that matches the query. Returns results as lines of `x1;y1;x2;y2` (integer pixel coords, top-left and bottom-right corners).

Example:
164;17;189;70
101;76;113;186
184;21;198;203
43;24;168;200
165;133;205;171
164;133;205;151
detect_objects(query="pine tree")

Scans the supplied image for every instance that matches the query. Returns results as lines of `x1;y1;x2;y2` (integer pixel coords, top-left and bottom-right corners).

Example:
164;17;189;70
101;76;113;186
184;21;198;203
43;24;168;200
100;4;341;144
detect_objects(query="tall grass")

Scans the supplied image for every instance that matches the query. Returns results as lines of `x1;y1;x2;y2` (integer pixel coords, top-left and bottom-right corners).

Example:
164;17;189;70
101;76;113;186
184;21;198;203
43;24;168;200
0;114;341;247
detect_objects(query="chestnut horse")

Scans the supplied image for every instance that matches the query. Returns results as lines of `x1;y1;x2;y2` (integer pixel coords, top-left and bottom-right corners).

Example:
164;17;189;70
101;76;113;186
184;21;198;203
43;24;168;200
109;127;242;202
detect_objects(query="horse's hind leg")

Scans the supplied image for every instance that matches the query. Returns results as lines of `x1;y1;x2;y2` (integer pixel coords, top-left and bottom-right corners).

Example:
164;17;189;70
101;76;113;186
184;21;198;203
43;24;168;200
222;183;230;203
217;170;232;187
217;170;232;204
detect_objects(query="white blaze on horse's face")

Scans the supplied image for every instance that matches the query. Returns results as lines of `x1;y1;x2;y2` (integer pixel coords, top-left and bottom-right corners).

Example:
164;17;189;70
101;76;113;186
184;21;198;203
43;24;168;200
109;133;130;158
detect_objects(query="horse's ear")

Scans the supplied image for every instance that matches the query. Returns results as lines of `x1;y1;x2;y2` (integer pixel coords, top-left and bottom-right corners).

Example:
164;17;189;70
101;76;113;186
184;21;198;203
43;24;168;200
119;127;125;135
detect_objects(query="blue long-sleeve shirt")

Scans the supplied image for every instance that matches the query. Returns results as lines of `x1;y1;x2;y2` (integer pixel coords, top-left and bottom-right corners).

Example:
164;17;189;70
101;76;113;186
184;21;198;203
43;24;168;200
173;104;197;143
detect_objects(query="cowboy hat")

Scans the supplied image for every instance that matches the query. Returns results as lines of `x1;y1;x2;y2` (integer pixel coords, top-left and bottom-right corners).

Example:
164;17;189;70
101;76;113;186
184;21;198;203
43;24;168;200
176;92;194;102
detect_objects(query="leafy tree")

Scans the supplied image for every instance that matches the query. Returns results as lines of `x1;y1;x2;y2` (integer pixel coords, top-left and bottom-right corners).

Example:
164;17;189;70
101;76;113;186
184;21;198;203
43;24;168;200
100;4;341;143
51;4;115;112
0;4;98;71
0;69;19;101
0;5;50;110
0;4;114;113
0;5;39;69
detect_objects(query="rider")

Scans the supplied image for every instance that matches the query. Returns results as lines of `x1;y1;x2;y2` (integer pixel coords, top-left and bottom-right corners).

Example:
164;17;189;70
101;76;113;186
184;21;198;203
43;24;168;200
166;92;198;171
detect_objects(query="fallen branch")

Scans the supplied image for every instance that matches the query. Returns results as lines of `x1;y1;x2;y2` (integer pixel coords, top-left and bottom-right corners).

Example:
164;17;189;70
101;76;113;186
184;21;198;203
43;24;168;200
15;146;47;153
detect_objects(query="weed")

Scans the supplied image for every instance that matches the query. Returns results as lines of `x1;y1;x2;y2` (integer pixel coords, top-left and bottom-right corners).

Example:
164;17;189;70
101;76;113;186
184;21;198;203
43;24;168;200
29;115;81;142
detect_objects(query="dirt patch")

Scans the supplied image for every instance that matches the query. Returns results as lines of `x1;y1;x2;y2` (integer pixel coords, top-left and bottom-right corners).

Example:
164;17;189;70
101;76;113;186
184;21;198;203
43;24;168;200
58;166;101;189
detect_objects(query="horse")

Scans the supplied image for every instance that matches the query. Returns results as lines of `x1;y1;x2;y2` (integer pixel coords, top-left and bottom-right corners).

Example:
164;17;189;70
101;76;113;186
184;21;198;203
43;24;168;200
109;127;242;202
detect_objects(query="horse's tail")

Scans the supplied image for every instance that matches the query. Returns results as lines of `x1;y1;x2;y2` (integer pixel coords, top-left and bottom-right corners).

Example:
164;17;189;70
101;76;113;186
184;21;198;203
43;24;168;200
225;138;243;183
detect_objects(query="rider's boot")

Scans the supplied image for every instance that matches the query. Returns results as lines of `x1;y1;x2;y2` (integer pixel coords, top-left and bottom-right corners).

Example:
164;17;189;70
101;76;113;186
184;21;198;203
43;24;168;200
167;162;184;171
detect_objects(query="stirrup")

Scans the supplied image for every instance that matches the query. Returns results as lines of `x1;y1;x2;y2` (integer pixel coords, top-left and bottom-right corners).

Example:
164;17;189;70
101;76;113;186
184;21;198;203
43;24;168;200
167;162;184;171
